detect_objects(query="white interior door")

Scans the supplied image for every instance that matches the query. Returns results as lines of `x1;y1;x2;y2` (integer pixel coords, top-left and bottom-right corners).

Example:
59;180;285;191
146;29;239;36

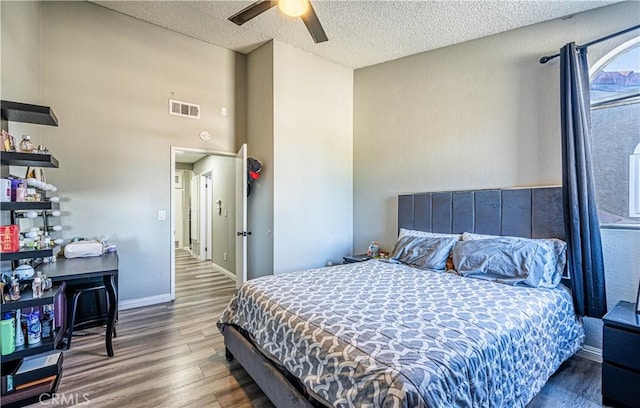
175;188;184;248
199;173;212;261
235;144;248;288
206;177;212;261
190;174;199;255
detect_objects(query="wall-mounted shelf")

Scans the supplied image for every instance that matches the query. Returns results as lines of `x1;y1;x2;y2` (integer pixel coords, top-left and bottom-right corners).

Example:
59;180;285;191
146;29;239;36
1;202;60;211
0;285;63;314
1;100;63;407
0;152;59;168
0;329;62;364
0;245;61;262
1;100;58;127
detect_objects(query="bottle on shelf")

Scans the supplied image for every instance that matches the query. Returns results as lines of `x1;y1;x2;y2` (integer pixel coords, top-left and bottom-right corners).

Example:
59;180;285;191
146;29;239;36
10;276;20;300
32;272;44;298
15;182;26;202
0;315;15;355
15;308;25;348
18;135;35;153
367;241;380;258
41;305;53;338
26;309;41;345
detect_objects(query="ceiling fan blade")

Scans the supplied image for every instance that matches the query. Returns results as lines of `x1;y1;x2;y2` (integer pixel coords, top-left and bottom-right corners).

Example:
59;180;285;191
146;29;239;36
301;1;328;43
229;0;277;25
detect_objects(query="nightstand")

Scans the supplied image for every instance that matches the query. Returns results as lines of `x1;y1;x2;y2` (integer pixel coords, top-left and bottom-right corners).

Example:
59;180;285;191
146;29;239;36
342;254;370;264
602;301;640;407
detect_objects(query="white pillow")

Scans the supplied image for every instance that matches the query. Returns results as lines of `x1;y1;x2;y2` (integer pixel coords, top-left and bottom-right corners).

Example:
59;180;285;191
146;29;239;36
461;232;567;288
399;228;462;240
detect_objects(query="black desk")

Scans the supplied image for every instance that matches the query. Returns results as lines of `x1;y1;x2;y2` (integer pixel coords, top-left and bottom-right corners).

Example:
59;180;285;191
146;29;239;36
39;252;118;357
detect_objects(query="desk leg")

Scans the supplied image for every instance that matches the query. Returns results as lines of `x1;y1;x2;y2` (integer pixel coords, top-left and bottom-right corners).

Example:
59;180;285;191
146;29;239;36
103;274;118;357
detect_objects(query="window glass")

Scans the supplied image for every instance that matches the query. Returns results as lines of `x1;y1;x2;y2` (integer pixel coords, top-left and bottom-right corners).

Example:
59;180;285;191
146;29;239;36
590;38;640;226
591;45;640;107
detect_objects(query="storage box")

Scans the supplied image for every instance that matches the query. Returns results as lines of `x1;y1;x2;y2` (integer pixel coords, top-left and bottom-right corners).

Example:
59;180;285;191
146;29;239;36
14;352;63;388
0;225;20;253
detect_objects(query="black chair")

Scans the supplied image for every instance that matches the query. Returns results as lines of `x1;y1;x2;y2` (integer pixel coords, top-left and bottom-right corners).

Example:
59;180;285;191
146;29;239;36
65;282;116;349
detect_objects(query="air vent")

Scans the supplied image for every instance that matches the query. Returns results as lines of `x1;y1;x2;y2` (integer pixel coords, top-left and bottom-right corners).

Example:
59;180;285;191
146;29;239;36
169;99;200;119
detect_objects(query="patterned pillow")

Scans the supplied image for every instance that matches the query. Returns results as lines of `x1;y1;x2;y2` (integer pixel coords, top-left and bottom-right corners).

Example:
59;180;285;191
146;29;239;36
461;232;567;288
453;238;551;287
390;235;459;271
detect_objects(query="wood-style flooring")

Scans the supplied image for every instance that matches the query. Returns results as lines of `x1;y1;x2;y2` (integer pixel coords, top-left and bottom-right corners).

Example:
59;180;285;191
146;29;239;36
27;250;606;407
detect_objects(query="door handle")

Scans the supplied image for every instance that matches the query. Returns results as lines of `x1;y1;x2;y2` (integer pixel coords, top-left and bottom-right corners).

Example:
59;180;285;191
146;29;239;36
236;231;252;237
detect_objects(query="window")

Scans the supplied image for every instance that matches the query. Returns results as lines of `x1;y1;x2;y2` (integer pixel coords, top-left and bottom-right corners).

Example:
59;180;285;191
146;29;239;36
590;37;640;226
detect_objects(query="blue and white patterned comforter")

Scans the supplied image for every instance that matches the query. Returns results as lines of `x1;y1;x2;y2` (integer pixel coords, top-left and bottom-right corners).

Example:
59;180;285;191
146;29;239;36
218;260;585;407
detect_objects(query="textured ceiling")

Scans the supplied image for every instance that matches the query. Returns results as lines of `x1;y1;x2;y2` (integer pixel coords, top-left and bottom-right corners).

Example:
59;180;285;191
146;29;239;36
93;0;617;69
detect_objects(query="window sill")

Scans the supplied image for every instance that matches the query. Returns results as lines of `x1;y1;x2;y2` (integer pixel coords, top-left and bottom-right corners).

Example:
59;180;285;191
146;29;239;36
600;223;640;231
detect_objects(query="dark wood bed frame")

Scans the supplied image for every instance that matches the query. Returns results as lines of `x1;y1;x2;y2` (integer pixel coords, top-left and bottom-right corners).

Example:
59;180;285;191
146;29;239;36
222;186;565;408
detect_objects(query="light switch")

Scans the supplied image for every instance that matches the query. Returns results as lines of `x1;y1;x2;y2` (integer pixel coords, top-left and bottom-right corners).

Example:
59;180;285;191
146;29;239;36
221;107;227;116
157;210;166;221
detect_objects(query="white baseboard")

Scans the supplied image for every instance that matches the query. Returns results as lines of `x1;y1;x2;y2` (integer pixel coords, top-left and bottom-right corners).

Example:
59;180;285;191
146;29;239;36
212;262;235;281
576;345;602;363
119;294;173;311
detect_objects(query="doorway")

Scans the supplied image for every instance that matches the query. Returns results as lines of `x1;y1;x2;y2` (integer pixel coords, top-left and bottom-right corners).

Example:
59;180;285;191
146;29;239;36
170;146;248;301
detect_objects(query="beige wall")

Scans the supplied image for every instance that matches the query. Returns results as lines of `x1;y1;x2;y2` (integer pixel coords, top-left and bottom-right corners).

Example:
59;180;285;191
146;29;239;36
1;1;42;145
353;1;640;348
1;2;40;106
272;41;353;272
2;1;245;303
246;42;275;280
246;40;353;277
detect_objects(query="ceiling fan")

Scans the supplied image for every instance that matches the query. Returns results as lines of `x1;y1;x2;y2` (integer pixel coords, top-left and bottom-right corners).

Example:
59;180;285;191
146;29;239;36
228;0;328;43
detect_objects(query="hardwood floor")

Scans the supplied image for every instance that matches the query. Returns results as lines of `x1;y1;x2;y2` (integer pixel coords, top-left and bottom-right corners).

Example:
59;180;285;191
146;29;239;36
29;250;606;407
27;250;272;408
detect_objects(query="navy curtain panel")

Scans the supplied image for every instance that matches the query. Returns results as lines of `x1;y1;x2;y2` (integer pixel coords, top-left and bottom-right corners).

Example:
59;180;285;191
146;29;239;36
560;42;607;318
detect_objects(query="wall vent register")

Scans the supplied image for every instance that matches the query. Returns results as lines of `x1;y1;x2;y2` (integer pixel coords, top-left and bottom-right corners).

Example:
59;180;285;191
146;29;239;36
169;99;200;119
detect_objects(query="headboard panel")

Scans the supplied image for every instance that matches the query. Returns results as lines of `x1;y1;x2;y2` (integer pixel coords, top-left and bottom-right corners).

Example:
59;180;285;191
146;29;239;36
398;187;564;240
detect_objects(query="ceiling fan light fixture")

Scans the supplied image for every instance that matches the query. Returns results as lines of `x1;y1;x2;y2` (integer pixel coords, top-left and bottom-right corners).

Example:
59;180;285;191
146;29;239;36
278;0;309;17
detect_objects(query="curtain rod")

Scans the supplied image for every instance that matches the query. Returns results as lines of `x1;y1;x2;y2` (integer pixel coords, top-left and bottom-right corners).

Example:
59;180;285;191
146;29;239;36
539;24;640;64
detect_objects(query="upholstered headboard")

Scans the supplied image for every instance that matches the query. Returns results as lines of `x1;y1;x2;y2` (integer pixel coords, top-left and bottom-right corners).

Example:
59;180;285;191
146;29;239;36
398;187;565;240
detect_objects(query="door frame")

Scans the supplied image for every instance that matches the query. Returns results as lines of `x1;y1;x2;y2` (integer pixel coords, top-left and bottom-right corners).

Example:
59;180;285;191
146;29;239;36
170;146;236;301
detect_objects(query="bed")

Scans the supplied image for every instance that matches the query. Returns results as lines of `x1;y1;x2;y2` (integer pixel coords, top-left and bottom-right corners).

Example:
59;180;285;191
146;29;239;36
218;187;585;407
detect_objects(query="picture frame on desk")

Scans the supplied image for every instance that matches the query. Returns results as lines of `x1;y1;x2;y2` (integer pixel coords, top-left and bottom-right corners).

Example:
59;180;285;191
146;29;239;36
636;282;640;313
